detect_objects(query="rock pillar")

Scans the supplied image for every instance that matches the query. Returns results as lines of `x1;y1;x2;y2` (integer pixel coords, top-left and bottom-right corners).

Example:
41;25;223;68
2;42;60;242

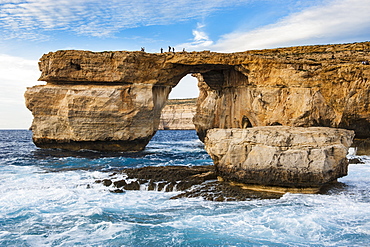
25;84;171;151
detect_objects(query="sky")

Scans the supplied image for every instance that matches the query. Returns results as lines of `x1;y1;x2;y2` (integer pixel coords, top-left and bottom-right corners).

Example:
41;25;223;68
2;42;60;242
0;0;369;129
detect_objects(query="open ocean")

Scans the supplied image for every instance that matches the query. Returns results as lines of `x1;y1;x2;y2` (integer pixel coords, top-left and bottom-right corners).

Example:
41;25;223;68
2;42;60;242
1;129;370;246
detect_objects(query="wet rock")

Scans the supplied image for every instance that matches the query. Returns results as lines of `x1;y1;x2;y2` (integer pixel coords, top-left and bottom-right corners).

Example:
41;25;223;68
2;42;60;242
165;182;175;192
110;189;125;193
113;180;127;188
103;163;357;200
124;181;140;190
171;181;282;201
147;180;155;191
97;179;112;187
123;165;216;183
156;182;167;192
348;158;365;164
176;180;201;191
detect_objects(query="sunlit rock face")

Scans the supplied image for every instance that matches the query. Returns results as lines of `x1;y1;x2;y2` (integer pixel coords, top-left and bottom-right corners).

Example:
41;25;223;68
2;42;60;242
158;99;196;130
25;84;170;151
25;42;370;151
204;127;355;189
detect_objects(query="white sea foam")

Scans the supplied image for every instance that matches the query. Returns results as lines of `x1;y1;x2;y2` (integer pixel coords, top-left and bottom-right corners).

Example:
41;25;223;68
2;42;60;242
1;130;370;246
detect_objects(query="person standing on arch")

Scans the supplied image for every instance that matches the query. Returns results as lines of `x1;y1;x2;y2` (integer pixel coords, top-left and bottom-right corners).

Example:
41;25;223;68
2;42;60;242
168;46;171;52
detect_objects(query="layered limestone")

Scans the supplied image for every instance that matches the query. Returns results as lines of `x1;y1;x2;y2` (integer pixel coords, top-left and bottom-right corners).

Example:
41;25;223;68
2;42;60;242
25;84;170;151
25;42;370;151
159;98;196;130
205;127;355;190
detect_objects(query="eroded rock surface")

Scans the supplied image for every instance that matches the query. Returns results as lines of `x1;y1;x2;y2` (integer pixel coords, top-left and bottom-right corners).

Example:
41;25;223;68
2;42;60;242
25;42;370;150
158;98;196;130
204;127;355;188
95;165;282;201
25;84;170;151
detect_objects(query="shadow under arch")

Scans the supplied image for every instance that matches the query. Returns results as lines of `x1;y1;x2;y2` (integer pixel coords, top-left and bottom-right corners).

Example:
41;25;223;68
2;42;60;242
154;64;251;142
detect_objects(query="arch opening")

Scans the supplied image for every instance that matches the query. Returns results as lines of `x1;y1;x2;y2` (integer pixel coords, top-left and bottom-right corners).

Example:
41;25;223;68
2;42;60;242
158;74;199;130
157;66;251;139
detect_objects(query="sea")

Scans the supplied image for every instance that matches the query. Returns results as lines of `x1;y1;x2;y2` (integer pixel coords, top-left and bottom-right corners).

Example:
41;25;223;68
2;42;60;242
0;129;370;247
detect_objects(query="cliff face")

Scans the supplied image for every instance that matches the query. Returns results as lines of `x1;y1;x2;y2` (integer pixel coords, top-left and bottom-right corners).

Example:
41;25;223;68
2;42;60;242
25;42;370;151
25;84;169;151
158;99;196;130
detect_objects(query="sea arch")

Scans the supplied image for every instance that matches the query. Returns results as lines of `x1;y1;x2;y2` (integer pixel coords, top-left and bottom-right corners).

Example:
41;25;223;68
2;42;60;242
152;63;251;141
25;43;370;151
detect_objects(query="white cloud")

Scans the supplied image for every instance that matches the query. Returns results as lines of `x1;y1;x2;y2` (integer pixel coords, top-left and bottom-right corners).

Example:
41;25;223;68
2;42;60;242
0;0;251;40
178;22;213;50
0;54;40;129
182;0;370;52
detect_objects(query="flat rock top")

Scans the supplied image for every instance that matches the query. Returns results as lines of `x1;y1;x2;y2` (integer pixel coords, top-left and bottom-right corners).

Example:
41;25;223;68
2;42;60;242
38;41;370;84
206;127;355;148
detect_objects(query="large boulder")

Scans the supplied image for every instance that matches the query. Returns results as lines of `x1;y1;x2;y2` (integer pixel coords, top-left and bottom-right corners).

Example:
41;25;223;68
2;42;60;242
204;127;355;189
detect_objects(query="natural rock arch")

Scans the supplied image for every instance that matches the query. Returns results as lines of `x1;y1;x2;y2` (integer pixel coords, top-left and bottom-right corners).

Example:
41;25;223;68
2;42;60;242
25;42;370;151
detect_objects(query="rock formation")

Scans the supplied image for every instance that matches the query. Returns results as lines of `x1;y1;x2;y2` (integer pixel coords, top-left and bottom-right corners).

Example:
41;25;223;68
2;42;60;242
159;98;196;130
25;42;370;151
25;84;169;151
95;165;282;201
205;127;355;190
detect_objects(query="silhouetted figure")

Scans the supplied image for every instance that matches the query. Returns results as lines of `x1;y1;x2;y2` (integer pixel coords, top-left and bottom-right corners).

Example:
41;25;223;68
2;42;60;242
183;48;185;52
160;48;163;53
141;47;145;52
172;47;175;52
168;46;171;52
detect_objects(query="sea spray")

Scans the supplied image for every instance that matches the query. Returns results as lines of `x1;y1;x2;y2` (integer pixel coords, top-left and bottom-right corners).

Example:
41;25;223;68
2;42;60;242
0;130;370;246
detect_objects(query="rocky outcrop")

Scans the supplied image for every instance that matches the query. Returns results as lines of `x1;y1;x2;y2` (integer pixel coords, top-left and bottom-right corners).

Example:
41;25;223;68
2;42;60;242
25;84;170;151
205;127;355;190
159;98;196;130
25;42;370;151
95;165;282;201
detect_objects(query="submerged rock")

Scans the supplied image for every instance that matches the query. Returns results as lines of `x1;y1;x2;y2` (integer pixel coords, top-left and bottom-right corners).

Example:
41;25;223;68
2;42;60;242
205;127;355;189
95;165;218;192
94;165;283;200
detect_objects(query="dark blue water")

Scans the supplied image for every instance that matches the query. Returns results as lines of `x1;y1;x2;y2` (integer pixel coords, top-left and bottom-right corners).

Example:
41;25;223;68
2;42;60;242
1;130;370;246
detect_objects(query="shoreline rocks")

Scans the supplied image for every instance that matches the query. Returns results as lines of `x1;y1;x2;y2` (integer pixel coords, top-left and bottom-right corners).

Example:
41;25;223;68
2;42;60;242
95;165;282;200
94;164;349;201
204;127;355;189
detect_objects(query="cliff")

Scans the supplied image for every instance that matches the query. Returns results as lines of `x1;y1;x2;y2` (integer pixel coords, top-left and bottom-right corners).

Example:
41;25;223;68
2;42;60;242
25;41;370;151
158;98;196;130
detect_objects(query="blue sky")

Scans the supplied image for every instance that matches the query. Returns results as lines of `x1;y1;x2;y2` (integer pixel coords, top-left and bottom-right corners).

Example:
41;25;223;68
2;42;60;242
0;0;369;129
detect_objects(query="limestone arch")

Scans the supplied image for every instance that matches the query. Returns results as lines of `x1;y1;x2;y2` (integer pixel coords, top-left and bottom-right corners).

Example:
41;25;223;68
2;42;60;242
154;65;251;142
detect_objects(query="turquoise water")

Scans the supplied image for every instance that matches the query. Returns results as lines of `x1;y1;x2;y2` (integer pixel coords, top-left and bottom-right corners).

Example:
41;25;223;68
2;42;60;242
0;130;370;246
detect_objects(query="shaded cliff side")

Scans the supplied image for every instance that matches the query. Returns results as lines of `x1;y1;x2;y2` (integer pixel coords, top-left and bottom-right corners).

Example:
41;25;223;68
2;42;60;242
159;98;196;130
